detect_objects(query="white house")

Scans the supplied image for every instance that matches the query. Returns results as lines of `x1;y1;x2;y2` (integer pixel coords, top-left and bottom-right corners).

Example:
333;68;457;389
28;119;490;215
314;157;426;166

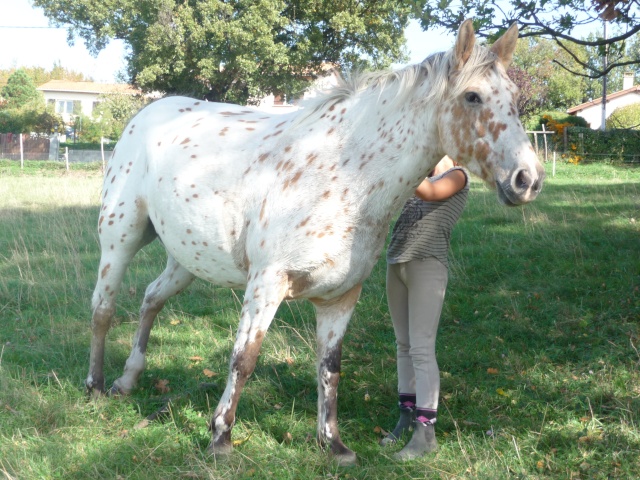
253;66;341;114
567;72;640;129
37;67;340;122
37;80;141;123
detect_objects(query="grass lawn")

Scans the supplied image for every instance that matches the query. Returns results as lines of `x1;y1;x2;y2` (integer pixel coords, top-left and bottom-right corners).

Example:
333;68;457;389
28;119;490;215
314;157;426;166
0;160;638;479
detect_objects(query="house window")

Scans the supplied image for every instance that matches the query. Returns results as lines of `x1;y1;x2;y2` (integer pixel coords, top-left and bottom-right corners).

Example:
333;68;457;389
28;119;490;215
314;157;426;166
56;100;74;114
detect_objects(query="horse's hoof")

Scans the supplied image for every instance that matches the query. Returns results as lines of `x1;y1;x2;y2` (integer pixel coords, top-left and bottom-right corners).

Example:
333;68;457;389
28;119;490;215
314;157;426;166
85;381;106;397
331;450;357;467
379;434;399;447
108;383;130;397
207;441;233;460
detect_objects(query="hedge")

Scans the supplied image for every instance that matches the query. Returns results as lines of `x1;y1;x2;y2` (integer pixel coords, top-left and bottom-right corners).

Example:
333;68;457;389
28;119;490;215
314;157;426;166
60;141;115;151
565;127;640;163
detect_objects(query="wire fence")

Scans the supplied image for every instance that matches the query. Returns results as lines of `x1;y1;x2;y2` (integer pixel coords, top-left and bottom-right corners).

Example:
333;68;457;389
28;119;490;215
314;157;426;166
3;130;639;165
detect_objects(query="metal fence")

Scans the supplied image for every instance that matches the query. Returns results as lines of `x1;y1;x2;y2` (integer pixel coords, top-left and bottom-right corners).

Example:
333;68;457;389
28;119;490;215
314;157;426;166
0;133;50;161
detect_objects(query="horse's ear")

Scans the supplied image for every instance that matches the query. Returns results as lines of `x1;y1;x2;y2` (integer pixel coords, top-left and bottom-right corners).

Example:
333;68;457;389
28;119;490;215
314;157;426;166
490;22;519;67
455;19;476;69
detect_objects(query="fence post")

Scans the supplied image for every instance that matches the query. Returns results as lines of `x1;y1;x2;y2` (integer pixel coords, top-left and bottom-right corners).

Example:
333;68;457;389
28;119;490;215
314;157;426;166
101;137;105;171
542;124;548;162
65;147;69;171
19;133;24;169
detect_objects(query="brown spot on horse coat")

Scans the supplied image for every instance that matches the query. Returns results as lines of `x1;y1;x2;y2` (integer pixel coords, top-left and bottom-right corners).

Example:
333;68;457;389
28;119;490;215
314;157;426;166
101;263;111;279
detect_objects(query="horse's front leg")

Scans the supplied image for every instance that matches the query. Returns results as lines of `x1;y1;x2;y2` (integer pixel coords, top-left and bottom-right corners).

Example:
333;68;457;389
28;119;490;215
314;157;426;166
209;269;288;456
112;256;195;395
312;284;362;467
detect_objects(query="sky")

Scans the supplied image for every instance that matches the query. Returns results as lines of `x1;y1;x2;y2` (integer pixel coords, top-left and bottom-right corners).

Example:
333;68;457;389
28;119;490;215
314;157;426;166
0;0;454;84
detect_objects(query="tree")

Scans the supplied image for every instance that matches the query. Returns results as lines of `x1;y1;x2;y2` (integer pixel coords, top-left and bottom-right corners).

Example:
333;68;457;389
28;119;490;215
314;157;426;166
413;0;640;79
0;106;64;134
606;103;640;129
0;65;88;91
33;0;411;104
92;93;149;140
512;36;588;110
1;69;43;110
506;65;547;121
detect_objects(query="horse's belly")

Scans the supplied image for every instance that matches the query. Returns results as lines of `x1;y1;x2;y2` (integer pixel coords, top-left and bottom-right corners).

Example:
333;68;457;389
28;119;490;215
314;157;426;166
148;183;248;288
157;225;247;287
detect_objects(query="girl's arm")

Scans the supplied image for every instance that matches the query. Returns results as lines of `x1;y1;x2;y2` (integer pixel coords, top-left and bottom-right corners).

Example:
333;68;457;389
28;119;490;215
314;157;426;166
414;169;467;202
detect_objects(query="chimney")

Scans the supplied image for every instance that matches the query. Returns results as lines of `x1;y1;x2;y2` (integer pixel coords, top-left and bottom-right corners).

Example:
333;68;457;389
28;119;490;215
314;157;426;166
623;72;634;90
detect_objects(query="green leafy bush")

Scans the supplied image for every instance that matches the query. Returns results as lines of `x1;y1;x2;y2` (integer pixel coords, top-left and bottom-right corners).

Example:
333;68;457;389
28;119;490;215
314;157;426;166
606;103;640;130
566;126;640;162
526;111;589;131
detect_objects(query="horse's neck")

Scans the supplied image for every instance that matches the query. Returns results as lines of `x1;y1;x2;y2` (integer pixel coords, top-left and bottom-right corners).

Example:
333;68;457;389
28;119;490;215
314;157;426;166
347;93;443;219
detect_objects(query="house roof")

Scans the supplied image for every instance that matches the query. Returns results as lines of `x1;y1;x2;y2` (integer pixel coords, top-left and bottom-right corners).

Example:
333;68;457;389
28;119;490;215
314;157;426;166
567;84;640;114
37;80;141;95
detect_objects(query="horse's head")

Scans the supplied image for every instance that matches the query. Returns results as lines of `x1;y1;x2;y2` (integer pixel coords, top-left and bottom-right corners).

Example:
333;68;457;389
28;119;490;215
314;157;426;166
436;19;545;206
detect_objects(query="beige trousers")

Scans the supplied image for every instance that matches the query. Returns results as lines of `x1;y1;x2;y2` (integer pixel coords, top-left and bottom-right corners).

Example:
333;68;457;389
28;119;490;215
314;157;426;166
386;258;448;410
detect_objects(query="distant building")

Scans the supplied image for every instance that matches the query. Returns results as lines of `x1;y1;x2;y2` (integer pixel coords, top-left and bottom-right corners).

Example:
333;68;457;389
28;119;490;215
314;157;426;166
36;67;340;122
37;80;141;123
567;72;640;129
252;65;341;114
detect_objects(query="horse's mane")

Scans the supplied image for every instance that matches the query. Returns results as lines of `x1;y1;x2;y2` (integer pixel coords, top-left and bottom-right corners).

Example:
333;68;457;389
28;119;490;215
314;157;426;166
292;43;498;128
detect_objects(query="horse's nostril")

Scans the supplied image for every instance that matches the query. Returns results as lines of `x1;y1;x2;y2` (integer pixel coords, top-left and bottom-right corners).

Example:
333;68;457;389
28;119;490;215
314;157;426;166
532;178;542;193
515;169;530;190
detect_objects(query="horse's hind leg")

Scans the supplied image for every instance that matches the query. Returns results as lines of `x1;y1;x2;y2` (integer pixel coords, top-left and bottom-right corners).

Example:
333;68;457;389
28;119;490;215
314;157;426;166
112;255;195;395
86;195;156;394
87;248;139;394
312;284;362;467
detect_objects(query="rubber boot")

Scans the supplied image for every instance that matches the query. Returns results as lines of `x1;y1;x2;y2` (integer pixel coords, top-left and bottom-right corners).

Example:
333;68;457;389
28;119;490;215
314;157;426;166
380;407;415;446
393;421;437;461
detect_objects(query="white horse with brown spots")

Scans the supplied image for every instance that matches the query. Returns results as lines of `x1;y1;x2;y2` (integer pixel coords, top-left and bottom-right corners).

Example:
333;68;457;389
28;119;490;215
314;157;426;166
87;20;544;465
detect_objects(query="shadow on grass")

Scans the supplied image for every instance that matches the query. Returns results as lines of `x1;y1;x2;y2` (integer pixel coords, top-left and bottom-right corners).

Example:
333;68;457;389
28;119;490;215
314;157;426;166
1;170;639;477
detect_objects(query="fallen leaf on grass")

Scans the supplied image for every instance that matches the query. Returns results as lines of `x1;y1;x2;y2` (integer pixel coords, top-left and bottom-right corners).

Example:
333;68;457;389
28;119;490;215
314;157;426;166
373;426;389;435
188;356;204;362
283;432;293;444
170;319;181;326
155;379;170;394
285;357;294;365
1;402;20;415
487;368;499;375
134;419;150;430
496;388;507;396
202;369;217;377
232;432;253;447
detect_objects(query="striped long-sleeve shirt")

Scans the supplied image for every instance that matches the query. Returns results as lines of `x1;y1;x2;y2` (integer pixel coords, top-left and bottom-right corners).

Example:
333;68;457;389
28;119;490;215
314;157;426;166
386;167;469;269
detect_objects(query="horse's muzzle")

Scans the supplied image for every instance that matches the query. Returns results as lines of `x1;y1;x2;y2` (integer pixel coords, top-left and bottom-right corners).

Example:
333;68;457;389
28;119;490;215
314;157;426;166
497;163;545;206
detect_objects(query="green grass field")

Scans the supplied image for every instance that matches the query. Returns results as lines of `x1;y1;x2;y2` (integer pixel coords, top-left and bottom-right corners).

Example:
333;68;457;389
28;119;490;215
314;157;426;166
1;160;638;479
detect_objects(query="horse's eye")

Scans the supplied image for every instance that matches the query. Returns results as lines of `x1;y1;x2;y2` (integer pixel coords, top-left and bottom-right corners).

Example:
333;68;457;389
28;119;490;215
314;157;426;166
465;92;482;104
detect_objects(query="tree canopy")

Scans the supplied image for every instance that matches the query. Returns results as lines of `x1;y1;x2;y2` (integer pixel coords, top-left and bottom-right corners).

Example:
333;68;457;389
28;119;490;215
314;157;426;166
606;103;640;129
0;64;89;92
33;0;411;104
1;69;42;110
413;0;640;79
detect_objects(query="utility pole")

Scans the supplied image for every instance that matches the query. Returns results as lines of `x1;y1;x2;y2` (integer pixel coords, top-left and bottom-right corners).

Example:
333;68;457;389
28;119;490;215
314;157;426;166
601;20;608;131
